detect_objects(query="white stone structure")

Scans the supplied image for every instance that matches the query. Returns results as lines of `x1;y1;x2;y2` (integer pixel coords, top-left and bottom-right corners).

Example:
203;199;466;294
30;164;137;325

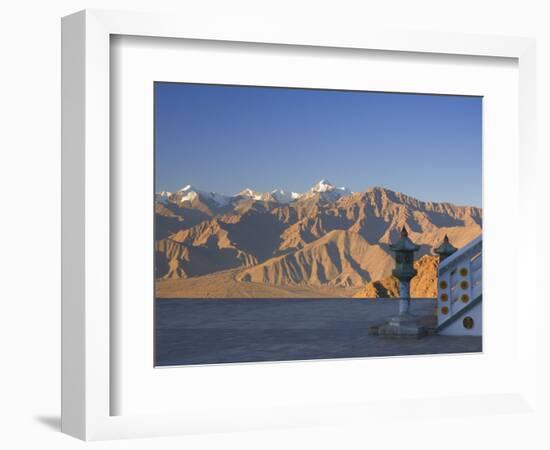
436;235;482;336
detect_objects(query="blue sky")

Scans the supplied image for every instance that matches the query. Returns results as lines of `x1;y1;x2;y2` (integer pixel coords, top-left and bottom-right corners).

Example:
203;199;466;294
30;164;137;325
155;83;482;207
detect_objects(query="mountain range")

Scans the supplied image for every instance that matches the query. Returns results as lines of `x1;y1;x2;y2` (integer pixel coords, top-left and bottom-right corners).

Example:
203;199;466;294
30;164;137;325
155;180;482;298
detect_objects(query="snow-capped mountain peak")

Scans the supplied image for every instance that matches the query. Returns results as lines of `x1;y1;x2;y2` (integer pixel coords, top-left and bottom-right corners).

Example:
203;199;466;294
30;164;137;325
270;189;301;204
311;179;335;193
155;191;172;205
157;179;353;208
175;185;230;206
237;188;264;200
301;179;352;201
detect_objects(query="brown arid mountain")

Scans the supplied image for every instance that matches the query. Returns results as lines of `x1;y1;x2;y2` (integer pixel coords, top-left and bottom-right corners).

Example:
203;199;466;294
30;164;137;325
352;254;439;299
236;230;392;287
155;181;481;298
155;239;257;279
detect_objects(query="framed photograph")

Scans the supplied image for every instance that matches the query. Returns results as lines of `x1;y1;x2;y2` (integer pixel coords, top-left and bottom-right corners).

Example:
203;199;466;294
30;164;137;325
62;9;538;441
153;82;483;366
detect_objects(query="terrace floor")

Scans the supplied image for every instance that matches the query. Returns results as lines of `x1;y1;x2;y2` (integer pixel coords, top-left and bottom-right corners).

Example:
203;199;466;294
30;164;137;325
155;298;482;366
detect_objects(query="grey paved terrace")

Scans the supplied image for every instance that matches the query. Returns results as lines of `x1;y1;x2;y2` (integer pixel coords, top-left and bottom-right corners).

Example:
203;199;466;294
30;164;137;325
154;298;482;366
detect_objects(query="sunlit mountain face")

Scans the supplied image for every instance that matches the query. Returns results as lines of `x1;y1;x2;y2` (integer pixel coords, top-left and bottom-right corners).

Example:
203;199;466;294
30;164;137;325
154;180;482;298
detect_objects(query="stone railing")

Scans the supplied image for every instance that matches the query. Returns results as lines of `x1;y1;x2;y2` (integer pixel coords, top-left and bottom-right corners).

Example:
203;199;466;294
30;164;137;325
436;235;482;327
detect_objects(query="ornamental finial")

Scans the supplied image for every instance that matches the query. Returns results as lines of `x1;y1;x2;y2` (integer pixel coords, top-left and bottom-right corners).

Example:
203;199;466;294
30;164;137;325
434;234;458;262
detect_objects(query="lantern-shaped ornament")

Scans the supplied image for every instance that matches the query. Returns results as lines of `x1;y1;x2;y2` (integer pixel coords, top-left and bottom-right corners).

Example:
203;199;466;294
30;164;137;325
376;226;427;338
434;234;457;262
390;226;420;282
389;226;420;316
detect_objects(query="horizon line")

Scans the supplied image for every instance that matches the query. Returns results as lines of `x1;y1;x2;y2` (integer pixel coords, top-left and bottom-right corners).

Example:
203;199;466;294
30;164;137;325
156;182;482;209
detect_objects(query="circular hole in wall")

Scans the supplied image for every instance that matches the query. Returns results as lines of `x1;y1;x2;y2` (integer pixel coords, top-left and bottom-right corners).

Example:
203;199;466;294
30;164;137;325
463;316;474;329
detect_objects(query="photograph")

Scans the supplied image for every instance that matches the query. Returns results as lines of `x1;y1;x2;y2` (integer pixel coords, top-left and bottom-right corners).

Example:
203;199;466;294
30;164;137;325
153;82;483;366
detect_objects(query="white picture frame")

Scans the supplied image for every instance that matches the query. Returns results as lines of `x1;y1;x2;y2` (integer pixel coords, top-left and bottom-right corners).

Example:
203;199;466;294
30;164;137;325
61;9;538;441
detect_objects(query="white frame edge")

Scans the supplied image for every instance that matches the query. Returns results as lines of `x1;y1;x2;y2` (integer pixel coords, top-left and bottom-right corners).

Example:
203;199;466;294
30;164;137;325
61;10;86;440
61;9;537;441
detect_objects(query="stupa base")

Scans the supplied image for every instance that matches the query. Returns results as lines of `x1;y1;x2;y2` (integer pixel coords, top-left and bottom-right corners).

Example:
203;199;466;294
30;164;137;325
375;313;428;339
